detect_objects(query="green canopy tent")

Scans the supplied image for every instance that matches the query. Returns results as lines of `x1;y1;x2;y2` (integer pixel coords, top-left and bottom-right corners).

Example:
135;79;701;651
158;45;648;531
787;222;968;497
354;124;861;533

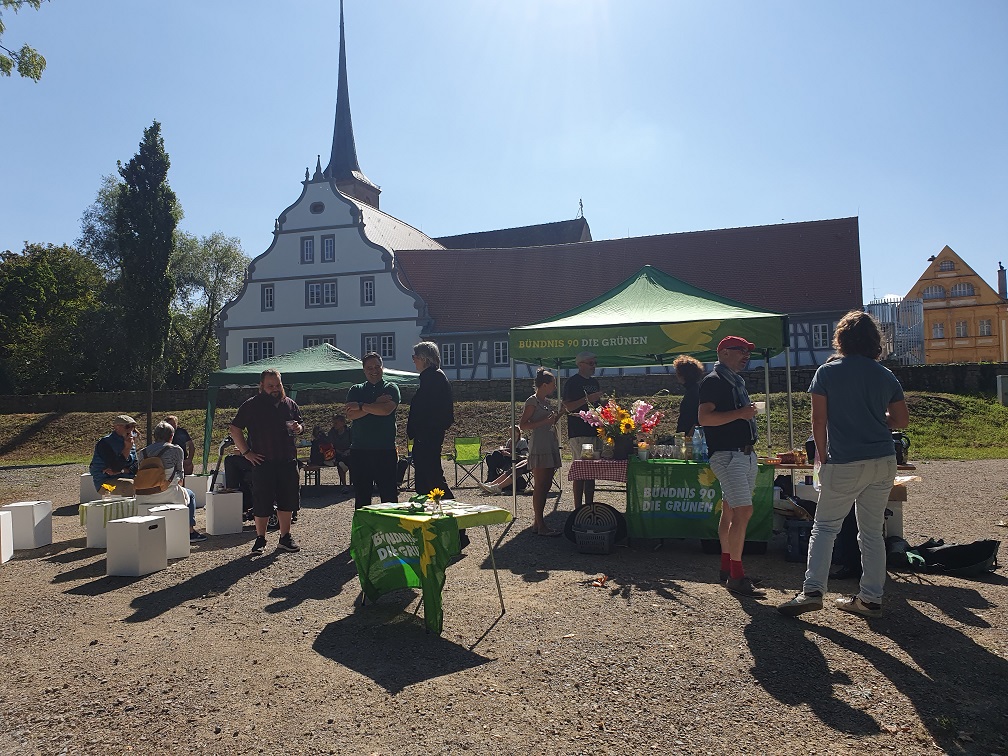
506;265;795;512
201;343;419;470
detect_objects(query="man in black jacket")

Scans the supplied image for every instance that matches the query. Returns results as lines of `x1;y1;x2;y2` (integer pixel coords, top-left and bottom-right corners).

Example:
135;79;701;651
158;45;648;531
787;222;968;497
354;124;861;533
407;341;455;499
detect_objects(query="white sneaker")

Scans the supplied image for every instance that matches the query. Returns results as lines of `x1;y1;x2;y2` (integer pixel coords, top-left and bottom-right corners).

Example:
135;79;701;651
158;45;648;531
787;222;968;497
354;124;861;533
478;482;501;495
777;591;823;616
835;595;882;618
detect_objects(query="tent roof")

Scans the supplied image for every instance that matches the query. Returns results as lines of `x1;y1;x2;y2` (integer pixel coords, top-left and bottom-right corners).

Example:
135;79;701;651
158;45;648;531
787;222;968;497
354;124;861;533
208;343;419;390
509;265;787;368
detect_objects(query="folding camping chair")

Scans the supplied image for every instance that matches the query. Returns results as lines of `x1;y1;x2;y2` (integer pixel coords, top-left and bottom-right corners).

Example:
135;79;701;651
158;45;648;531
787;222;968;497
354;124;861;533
453;436;484;488
398;439;414;491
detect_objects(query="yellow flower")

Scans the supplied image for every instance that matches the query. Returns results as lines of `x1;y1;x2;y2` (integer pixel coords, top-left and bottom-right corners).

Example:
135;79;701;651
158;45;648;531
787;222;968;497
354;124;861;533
427;487;445;502
619;418;635;434
604;436;614;446
101;483;115;493
596;427;605;438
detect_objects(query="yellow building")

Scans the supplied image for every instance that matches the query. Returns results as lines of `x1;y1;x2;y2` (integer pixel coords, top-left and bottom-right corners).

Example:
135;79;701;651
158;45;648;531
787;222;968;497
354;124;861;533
905;246;1008;363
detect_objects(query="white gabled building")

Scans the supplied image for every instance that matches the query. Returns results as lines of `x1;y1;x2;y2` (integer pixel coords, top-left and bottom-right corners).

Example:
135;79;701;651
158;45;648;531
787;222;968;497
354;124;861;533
216;3;441;373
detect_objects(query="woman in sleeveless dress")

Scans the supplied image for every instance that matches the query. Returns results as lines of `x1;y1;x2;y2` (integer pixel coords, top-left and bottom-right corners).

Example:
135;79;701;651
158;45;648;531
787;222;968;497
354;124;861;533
519;368;562;536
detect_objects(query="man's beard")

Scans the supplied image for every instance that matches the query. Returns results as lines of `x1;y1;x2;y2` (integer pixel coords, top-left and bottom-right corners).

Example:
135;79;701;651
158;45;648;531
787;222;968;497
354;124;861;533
262;387;286;402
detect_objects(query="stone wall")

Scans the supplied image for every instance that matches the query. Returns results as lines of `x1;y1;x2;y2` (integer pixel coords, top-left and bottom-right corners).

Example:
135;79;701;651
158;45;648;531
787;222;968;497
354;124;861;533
1;362;1006;414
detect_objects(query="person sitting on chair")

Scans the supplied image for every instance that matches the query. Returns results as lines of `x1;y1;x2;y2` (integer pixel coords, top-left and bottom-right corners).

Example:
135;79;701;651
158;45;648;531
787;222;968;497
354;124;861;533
139;420;206;542
479;426;529;494
327;414;352;489
89;414;140;496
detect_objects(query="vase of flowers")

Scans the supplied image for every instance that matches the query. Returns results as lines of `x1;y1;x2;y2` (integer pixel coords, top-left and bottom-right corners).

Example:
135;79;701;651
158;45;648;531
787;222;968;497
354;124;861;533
427;487;446;516
578;399;663;461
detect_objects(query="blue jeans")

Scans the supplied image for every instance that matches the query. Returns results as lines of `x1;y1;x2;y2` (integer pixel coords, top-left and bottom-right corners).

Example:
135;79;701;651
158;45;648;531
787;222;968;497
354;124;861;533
184;487;196;527
803;456;897;604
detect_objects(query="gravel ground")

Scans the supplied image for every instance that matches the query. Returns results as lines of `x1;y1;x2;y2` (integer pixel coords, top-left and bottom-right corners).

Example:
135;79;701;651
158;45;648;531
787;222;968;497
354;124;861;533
0;459;1006;756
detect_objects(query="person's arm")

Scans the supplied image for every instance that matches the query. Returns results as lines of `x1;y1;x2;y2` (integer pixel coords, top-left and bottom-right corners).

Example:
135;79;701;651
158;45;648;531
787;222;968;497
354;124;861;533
886;399;909;430
366;393;398;416
229;423;263;465
519;400;558;432
697;400;757;427
810;393;828;463
562;383;604;413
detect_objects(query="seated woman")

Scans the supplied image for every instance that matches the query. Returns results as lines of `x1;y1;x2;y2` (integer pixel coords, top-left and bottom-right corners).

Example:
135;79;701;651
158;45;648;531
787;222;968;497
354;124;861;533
479;426;529;495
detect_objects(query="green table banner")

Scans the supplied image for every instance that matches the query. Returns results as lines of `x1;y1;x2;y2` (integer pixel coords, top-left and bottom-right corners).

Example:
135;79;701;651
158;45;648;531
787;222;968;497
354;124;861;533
625;458;774;540
350;509;461;635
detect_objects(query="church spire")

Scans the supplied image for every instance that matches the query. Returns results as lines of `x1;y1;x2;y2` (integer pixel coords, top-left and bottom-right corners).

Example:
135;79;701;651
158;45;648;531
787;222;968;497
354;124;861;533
323;0;380;207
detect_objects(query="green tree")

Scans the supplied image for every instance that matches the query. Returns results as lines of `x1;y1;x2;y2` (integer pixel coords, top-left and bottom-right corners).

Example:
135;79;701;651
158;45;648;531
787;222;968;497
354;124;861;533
165;231;249;389
115;121;178;440
0;0;47;81
77;173;125;279
0;243;106;393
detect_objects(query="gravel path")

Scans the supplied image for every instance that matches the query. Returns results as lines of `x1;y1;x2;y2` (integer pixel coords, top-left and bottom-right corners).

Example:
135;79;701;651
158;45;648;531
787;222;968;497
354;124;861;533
0;460;1006;755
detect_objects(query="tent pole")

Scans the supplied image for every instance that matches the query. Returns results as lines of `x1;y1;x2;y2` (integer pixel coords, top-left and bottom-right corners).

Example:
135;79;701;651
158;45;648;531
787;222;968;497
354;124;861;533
511;359;517;518
785;344;795;450
763;350;771;449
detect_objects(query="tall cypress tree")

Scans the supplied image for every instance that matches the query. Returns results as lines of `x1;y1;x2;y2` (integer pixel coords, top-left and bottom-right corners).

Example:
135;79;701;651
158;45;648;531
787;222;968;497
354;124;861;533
115;121;178;442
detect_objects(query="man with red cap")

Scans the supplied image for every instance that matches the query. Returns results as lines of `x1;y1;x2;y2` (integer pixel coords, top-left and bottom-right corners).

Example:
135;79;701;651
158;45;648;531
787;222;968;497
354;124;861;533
698;336;764;597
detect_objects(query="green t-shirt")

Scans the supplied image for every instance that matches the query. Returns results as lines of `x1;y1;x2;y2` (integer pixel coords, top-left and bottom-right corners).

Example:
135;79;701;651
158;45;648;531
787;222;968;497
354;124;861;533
346;380;400;450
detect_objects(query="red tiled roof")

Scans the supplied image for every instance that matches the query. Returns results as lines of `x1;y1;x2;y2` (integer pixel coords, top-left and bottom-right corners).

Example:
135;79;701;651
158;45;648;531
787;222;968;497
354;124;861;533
394;217;861;333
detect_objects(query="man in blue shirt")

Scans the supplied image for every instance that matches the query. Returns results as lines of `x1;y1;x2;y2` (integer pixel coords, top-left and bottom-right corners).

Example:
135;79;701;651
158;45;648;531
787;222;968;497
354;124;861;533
89;414;140;495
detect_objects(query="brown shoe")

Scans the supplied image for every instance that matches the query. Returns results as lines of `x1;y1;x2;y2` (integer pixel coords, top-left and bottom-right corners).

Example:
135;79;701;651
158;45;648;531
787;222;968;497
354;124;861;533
725;576;765;597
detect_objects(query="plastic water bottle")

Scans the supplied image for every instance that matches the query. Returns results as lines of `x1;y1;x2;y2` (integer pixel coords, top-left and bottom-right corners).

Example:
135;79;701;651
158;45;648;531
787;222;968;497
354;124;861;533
699;431;708;462
692;427;703;461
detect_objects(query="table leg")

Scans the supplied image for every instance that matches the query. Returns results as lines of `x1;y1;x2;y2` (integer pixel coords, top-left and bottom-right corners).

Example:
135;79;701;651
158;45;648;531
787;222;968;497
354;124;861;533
484;525;505;616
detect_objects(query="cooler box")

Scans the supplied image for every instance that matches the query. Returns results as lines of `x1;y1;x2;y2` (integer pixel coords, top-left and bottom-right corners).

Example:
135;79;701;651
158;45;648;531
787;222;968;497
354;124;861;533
205;491;243;535
0;510;12;564
106;516;167;577
0;501;53;550
148;504;190;559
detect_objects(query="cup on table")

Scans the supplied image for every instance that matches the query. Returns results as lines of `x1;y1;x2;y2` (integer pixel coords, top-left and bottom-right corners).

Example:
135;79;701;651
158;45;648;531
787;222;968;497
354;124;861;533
753;401;766;415
286;420;298;436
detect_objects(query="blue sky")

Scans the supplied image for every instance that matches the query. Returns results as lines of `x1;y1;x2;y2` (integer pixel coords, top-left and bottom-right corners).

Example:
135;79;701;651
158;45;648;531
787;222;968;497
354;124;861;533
2;0;1006;300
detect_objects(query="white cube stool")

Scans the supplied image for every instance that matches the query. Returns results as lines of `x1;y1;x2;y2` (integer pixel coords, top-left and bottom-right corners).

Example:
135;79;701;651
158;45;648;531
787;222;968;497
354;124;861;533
106;516;167;577
0;501;53;550
135;487;188;517
0;510;12;564
80;473;96;504
884;502;904;539
205;491;243;535
81;498;136;549
190;475;211;509
148;504;190;559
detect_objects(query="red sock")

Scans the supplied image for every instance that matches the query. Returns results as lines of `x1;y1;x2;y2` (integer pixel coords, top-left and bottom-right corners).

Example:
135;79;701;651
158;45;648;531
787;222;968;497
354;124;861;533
730;560;745;580
721;553;731;572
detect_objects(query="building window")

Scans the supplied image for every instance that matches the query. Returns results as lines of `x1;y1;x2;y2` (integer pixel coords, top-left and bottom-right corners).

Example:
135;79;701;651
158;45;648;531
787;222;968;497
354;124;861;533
460;342;474;366
363;333;395;360
950;282;975;298
955;320;968;338
244;338;274;364
932;322;945;339
310;202;325;214
442;343;456;367
306;279;337;308
493;340;509;365
304;336;337;348
261;284;274;312
361;276;375;306
301;237;314;264
939;260;955;271
922;285;946;300
980;319;992;337
322;235;335;262
811;323;830;349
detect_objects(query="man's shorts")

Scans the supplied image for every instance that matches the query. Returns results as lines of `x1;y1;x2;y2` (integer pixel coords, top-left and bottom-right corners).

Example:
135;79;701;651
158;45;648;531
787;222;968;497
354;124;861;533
569;436;599;460
250;459;300;517
708;450;757;509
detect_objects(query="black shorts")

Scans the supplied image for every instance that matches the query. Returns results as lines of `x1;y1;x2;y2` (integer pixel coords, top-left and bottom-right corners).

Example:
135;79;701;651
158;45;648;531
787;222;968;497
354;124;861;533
250;459;300;517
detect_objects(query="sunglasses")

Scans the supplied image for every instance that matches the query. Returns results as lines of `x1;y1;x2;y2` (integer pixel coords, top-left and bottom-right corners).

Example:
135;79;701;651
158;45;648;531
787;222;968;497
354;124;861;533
725;347;752;355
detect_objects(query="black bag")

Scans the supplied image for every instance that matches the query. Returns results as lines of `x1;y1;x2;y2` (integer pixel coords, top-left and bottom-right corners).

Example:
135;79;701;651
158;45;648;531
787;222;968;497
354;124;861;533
913;538;1000;577
892;432;910;465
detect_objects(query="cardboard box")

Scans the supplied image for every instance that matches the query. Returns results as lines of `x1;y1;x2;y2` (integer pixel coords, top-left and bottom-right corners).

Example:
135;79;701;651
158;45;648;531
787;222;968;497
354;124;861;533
888;484;908;502
0;501;52;550
205;491;243;535
0;510;12;564
148;504;190;559
80;473;95;504
106;516;167;577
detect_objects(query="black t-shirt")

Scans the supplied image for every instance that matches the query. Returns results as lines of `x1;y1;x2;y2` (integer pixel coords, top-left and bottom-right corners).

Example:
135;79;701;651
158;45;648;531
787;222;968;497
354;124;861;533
173;426;193;459
698;372;756;452
676;382;700;433
230;393;303;462
563;373;600;438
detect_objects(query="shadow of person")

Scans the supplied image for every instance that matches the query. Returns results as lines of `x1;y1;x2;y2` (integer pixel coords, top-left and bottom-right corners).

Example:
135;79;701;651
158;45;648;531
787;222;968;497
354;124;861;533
803;577;1008;754
740;600;882;736
121;552;279;622
264;547;359;613
312;595;492;694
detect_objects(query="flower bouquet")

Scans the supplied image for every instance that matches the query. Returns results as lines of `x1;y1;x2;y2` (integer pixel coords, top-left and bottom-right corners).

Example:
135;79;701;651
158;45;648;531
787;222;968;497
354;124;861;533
578;399;663;459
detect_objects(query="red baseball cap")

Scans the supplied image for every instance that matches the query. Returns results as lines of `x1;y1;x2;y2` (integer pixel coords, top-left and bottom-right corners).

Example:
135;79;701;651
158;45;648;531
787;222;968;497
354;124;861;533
717;336;755;352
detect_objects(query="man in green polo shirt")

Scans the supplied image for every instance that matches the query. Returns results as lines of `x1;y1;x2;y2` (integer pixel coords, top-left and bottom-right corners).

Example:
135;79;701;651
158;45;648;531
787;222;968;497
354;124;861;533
345;352;400;509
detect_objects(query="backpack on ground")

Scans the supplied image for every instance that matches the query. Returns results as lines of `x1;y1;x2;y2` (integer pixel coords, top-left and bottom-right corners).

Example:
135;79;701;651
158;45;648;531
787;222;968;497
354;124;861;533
915;538;1000;577
134;447;171;495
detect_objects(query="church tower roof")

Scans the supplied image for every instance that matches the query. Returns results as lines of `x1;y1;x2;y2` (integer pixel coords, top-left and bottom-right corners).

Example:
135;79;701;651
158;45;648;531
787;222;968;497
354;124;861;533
323;0;380;207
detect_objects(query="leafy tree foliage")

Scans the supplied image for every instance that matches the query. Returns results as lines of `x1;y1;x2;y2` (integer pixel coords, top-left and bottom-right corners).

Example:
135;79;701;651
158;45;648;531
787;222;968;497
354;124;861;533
0;243;105;393
165;231;250;389
0;0;47;81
